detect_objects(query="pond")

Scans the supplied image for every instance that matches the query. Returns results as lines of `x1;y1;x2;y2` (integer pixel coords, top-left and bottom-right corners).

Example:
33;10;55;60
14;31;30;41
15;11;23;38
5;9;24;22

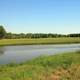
0;44;80;64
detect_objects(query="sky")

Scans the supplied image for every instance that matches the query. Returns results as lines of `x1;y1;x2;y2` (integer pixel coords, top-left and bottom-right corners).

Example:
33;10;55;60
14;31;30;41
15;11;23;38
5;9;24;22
0;0;80;34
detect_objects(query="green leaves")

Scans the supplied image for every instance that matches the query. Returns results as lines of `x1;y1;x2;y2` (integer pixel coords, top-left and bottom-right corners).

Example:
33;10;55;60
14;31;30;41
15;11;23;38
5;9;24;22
0;25;6;39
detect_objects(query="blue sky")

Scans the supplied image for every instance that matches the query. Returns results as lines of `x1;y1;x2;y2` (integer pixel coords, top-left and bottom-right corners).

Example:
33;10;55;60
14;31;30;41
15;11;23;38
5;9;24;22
0;0;80;34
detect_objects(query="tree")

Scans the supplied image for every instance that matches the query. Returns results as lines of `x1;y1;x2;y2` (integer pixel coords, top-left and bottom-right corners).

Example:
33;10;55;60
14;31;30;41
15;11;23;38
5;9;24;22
5;32;12;39
0;25;6;39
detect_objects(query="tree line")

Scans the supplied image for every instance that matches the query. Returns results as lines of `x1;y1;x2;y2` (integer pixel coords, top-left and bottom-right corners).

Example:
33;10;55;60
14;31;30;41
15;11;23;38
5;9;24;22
0;25;80;39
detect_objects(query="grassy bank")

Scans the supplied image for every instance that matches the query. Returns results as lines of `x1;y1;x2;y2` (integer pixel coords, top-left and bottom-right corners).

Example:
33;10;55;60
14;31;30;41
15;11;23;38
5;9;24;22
0;37;80;46
0;51;80;80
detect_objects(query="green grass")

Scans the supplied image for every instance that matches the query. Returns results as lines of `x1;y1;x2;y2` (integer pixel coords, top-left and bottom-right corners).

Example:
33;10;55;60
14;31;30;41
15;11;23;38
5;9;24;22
0;51;80;80
0;37;80;46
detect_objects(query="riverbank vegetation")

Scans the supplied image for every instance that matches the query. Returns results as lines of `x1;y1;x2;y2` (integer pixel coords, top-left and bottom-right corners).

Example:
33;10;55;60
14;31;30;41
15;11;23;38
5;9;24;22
0;51;80;80
0;37;80;46
0;25;80;46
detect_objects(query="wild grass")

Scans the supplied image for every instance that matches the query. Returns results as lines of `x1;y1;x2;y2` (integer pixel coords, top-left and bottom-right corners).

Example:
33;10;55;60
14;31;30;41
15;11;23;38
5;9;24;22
0;51;80;80
0;37;80;46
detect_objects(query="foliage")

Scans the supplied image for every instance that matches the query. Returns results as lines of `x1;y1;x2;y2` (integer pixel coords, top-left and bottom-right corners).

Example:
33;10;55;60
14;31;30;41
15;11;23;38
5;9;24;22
0;25;6;39
0;51;80;80
0;25;80;39
5;33;80;39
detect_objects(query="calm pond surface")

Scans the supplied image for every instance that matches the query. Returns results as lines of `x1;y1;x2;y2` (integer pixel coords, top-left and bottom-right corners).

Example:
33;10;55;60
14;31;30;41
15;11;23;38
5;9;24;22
0;44;80;64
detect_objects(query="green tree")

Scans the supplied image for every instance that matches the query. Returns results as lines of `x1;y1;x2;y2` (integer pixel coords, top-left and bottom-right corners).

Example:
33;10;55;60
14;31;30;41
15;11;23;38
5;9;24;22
0;25;6;39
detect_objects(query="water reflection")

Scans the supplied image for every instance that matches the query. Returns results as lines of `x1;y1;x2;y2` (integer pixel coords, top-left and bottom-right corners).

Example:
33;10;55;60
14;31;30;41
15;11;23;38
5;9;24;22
0;47;5;56
0;44;80;64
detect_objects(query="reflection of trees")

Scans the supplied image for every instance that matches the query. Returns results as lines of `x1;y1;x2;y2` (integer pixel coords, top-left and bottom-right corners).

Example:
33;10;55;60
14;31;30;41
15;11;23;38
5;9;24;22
0;47;5;56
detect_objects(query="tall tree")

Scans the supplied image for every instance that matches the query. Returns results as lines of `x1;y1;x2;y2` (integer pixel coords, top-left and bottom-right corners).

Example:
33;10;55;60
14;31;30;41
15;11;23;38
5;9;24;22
0;25;6;39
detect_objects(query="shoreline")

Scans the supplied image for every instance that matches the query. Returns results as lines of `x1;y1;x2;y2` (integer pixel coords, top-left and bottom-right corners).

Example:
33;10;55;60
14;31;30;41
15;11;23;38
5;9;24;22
0;51;80;80
0;37;80;46
0;42;80;46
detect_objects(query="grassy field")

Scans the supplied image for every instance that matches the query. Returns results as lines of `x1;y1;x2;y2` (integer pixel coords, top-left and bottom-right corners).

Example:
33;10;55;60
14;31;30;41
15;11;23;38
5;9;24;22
0;37;80;46
0;51;80;80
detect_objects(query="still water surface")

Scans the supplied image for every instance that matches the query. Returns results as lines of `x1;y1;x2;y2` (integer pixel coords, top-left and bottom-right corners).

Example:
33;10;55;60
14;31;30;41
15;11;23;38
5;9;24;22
0;44;80;64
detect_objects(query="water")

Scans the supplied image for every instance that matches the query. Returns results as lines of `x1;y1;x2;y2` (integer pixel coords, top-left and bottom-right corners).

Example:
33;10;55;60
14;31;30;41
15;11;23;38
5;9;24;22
0;44;80;64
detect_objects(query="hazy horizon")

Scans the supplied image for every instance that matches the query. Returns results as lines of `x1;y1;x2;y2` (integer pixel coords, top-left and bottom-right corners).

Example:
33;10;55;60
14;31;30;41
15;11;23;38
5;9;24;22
0;0;80;34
